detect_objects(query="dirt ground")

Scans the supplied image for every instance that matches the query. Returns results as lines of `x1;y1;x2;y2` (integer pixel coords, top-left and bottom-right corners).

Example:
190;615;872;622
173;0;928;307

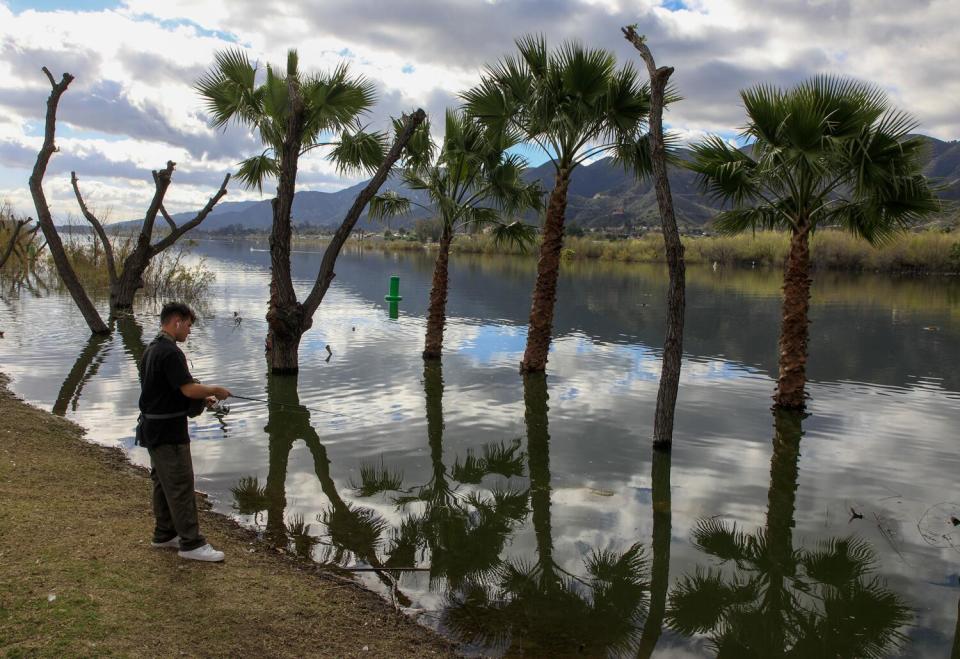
0;373;457;658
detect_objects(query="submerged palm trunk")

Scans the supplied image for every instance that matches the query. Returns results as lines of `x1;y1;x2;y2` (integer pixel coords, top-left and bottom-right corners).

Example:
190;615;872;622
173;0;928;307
637;447;672;658
523;372;558;587
520;168;570;373
776;225;812;409
265;82;308;375
765;408;804;650
423;227;453;359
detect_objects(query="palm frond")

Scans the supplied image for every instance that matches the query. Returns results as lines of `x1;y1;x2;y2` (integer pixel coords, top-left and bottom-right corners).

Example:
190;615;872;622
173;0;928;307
235;152;280;192
330;129;388;175
368;191;414;221
349;457;405;496
489;220;538;252
692;518;754;563
230;475;269;515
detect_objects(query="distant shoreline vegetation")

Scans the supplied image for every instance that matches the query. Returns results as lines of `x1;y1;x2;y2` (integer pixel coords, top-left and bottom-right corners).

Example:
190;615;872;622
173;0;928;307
259;228;960;274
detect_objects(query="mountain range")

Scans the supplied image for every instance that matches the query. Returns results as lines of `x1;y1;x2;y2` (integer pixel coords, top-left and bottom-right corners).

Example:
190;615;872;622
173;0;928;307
148;134;960;233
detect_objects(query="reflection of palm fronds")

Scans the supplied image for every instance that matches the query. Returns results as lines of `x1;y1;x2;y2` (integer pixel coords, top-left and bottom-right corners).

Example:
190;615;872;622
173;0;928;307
671;518;911;657
481;439;525;478
349;458;404;497
452;439;525;484
587;542;649;608
451;450;486;484
317;502;389;558
287;513;320;559
230;476;269;515
800;536;874;588
443;544;650;656
692;517;754;564
385;515;422;569
465;486;530;527
667;568;759;635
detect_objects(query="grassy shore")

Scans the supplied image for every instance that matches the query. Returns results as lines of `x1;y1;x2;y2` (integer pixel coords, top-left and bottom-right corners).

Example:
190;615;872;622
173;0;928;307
0;374;455;658
322;228;960;274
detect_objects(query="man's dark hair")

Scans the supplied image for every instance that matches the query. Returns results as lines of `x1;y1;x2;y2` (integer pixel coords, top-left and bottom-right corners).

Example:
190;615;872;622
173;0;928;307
160;302;197;325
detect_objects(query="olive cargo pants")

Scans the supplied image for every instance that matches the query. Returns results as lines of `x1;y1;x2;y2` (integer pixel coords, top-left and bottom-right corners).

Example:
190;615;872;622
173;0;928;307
148;443;207;551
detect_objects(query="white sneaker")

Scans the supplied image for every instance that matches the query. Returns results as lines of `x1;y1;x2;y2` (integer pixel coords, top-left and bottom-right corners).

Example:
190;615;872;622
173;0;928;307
178;543;225;562
151;536;180;549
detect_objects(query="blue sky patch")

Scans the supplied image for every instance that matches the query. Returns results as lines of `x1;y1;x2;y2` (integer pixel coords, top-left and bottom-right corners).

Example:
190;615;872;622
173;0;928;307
401;64;415;74
5;0;119;11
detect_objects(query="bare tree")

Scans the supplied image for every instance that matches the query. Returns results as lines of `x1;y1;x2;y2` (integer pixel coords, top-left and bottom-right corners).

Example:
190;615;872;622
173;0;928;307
623;28;686;449
28;68;108;334
71;164;230;313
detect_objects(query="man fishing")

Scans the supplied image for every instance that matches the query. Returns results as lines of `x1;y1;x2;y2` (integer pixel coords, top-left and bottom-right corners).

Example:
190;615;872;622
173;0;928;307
137;302;231;562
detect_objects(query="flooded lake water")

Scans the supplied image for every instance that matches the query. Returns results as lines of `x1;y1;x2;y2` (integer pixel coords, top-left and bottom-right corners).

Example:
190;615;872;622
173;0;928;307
3;239;960;657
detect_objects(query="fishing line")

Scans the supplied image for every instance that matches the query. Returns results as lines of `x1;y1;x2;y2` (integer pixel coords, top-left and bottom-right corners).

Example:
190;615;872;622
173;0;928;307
228;394;365;421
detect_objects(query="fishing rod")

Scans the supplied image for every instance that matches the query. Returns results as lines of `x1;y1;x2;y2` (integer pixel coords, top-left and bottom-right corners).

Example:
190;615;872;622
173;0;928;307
226;394;365;421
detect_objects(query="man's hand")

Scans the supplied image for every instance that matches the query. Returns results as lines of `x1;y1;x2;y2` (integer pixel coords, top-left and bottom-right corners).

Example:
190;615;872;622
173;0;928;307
211;386;231;400
205;395;218;409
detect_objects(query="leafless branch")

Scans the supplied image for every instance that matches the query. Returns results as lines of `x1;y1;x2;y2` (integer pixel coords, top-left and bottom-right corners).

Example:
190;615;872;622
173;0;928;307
138;160;176;248
70;171;118;284
159;204;177;231
150;172;231;254
302;109;426;319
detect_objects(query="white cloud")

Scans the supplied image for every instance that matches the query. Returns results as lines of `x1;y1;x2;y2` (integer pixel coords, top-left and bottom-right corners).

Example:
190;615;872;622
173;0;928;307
0;0;956;220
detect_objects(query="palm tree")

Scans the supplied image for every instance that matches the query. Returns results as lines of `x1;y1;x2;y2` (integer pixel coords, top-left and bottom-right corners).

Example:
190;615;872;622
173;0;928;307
687;75;940;408
369;110;542;359
463;35;654;373
666;409;911;657
197;49;424;372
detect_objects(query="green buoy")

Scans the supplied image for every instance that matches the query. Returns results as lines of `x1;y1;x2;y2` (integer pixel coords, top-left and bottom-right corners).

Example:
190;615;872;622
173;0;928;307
388;300;399;320
384;275;403;302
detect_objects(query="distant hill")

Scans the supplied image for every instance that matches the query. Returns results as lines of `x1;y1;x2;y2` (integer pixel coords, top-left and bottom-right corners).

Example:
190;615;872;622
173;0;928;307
113;134;960;233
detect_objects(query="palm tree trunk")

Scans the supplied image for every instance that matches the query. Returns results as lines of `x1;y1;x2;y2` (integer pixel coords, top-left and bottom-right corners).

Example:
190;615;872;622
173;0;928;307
637;447;672;658
775;225;812;409
424;360;445;470
265;79;307;375
423;227;453;359
764;408;804;652
264;429;294;548
523;372;558;587
520;168;570;373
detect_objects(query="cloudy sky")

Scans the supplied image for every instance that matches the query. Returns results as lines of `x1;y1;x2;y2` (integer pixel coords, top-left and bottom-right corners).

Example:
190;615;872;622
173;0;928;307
0;0;957;221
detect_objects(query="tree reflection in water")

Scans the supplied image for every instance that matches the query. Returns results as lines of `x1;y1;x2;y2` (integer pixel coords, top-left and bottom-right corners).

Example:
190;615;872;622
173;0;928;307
354;360;530;589
443;372;650;656
231;374;409;603
53;314;146;417
668;409;911;657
